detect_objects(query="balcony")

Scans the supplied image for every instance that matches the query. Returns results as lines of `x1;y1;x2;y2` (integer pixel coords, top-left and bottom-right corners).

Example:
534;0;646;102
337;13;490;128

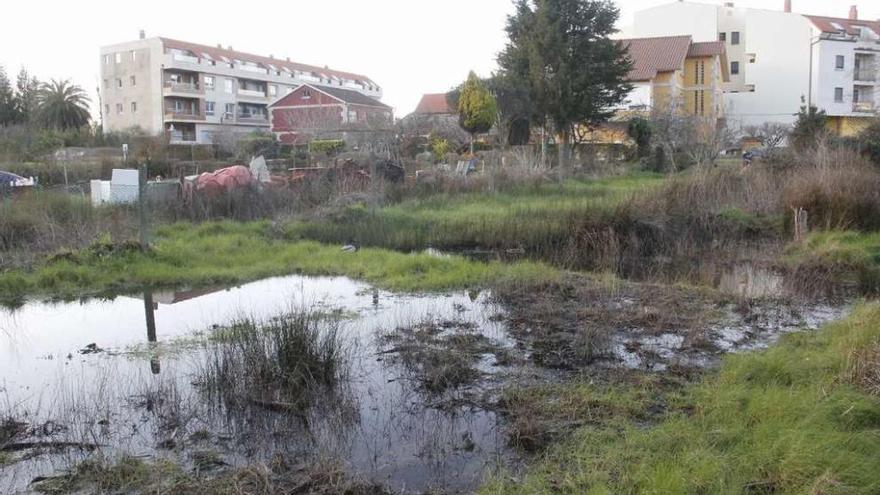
163;81;204;96
237;88;267;99
164;111;206;122
853;102;876;113
854;70;877;83
236;113;269;125
172;53;200;64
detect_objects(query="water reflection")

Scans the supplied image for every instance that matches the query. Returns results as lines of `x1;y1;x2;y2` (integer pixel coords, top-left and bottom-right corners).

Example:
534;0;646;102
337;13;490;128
0;275;516;494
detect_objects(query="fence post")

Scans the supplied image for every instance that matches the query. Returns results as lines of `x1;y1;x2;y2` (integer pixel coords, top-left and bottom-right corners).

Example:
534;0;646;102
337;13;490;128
138;162;150;251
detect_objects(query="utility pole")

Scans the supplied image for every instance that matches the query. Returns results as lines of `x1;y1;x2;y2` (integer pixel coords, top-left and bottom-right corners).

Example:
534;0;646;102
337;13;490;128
138;161;150;251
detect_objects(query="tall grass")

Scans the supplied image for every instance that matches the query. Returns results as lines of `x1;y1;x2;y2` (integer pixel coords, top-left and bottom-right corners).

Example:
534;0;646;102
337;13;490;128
197;310;347;411
482;303;880;494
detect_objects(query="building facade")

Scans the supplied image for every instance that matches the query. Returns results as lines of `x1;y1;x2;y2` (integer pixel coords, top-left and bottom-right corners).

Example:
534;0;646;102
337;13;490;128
268;84;392;144
618;36;728;121
99;34;382;144
630;1;880;134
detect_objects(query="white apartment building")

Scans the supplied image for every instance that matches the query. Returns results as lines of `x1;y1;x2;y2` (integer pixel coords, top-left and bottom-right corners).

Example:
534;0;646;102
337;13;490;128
99;33;382;144
631;1;880;135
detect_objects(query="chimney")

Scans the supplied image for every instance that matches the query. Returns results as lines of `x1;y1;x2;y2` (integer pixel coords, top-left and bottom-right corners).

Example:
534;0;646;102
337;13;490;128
783;0;791;13
139;29;145;40
216;43;222;48
286;56;291;62
227;45;233;51
849;5;858;20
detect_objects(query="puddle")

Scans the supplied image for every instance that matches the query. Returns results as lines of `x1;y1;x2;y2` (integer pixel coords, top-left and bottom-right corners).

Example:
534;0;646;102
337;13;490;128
0;275;518;494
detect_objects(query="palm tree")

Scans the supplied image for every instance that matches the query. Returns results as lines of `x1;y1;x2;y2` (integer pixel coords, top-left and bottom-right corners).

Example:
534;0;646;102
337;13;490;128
36;79;91;130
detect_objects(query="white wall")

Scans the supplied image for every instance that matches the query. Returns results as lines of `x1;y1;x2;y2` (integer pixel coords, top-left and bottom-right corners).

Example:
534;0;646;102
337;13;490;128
633;2;719;41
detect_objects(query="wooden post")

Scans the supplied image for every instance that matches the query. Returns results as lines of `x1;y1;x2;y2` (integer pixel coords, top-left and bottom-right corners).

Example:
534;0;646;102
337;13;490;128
143;291;160;374
793;207;808;242
138;162;150;251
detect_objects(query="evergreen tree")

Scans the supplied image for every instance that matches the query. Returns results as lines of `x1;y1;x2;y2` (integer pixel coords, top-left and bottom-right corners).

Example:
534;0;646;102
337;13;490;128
498;0;633;171
15;67;40;125
457;71;497;154
0;65;18;126
791;97;827;152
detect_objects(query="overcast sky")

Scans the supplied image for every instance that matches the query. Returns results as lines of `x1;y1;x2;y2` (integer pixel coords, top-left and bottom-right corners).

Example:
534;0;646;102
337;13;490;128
1;0;878;119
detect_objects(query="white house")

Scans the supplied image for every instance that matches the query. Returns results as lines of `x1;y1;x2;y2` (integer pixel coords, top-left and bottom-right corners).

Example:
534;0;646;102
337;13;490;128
630;1;880;135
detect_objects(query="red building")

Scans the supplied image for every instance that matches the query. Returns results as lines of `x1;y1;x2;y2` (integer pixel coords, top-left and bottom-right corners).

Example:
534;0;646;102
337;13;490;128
269;84;392;144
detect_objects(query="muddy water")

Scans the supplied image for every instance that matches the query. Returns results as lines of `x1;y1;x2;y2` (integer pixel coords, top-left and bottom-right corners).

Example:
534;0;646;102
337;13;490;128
0;276;518;494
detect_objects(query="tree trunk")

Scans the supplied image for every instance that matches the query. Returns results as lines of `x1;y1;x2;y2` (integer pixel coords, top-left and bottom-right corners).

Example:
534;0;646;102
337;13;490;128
470;134;475;155
558;126;570;184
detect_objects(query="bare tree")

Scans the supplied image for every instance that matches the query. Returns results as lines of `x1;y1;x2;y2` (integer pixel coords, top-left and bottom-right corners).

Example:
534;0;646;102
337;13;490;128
743;122;790;151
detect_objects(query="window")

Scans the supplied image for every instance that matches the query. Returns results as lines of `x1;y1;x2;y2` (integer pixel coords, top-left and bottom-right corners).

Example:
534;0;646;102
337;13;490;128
204;76;215;90
116;78;123;89
103;55;110;65
834;87;844;102
103;79;109;89
731;31;740;45
347;110;357;122
225;103;235;118
269;84;277;97
302;89;312;99
116;103;123;114
835;55;845;70
131;102;137;113
224;79;233;93
731;61;740;75
854;88;860;103
115;52;121;64
104;104;109;115
206;101;215;116
130;75;136;86
130;50;136;62
719;32;727;42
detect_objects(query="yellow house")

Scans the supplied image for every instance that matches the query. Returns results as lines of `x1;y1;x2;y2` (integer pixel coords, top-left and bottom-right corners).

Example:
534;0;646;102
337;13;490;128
618;35;729;121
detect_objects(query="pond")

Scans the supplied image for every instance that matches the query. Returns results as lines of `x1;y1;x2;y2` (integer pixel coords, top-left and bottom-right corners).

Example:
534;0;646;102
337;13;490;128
0;275;521;494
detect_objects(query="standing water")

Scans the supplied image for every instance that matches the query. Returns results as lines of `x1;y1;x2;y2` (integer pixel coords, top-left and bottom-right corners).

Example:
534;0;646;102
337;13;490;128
0;275;520;494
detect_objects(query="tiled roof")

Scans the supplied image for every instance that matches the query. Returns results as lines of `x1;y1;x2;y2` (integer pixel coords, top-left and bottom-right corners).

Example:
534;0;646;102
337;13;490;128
316;85;391;109
688;41;725;58
269;84;390;109
159;37;377;86
619;35;693;82
805;15;880;36
414;93;454;115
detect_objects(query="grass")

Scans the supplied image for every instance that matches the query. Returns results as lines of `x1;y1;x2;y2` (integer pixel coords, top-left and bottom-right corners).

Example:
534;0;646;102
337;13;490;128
0;220;560;303
786;231;880;294
482;303;880;495
285;172;664;252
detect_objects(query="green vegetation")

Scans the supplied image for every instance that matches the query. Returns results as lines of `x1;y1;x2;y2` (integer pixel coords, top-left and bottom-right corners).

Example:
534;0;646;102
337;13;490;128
458;71;498;153
287;172;664;252
786;231;880;294
0;220;559;303
483;303;880;494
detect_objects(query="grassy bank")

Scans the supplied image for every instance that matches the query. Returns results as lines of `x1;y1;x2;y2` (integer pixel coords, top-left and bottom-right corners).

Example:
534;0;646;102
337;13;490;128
483;303;880;494
0;220;559;303
786;231;880;296
285;172;664;253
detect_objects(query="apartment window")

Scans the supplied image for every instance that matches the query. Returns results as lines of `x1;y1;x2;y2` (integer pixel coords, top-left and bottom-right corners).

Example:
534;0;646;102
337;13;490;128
854;88;860;103
103;79;109;89
224;79;233;93
225;103;235;119
104;104;110;115
116;103;123;114
269;84;277;97
130;50;137;62
719;32;727;42
131;102;137;113
130;75;136;87
103;55;110;65
206;101;215;116
835;55;845;70
115;52;121;64
116;78;123;89
731;61;740;75
731;31;740;45
204;76;215;90
834;87;844;102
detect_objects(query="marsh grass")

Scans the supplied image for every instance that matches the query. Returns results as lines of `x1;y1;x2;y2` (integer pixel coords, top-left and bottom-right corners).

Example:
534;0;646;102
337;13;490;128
0;220;559;303
483;304;880;494
195;309;349;412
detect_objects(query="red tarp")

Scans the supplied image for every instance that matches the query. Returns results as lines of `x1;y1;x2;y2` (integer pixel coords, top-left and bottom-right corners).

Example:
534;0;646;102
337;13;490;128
194;166;254;197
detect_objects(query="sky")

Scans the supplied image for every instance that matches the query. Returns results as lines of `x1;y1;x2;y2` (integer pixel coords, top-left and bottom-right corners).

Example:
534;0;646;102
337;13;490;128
1;0;878;118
